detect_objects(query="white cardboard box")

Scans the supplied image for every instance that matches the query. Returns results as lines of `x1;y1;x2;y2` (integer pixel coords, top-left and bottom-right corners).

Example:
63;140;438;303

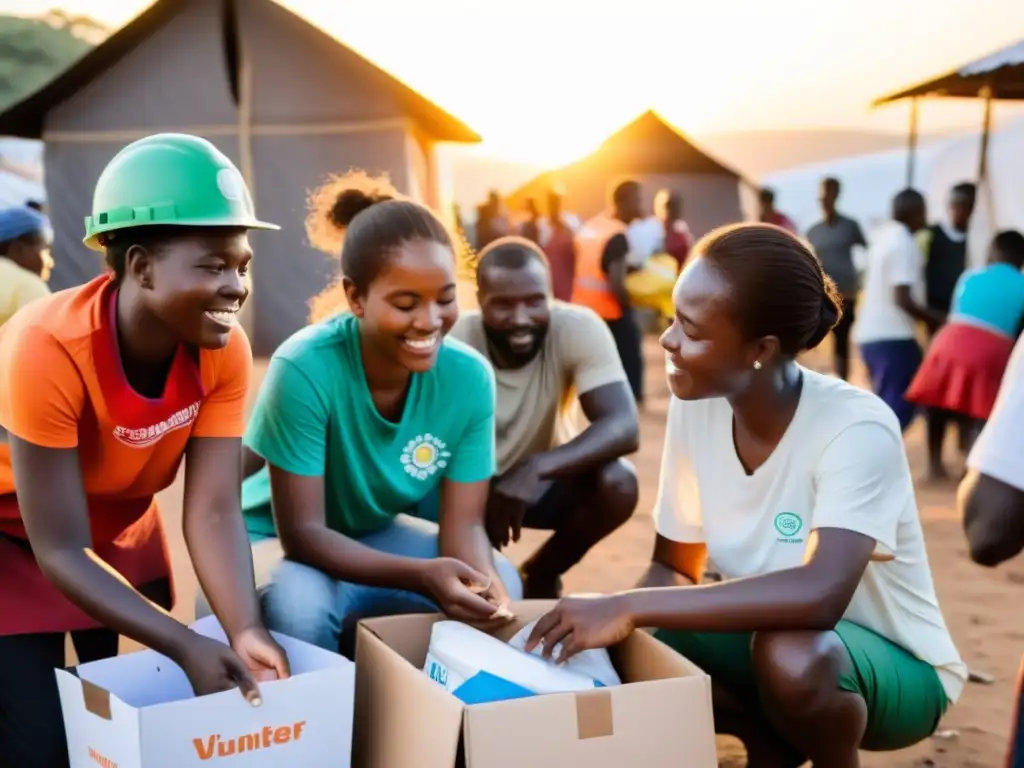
55;617;354;767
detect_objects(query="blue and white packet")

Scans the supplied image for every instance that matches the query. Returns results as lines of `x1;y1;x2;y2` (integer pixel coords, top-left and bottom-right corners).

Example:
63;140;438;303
508;619;622;688
423;621;612;705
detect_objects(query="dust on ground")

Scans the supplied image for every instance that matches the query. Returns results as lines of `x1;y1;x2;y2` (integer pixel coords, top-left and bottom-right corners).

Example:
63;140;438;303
146;338;1023;767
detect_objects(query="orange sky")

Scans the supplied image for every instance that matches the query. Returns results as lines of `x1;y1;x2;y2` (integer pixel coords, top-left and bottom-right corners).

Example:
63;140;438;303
9;0;1024;165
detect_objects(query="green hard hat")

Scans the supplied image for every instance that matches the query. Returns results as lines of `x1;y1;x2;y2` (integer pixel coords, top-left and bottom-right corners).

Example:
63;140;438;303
83;133;279;251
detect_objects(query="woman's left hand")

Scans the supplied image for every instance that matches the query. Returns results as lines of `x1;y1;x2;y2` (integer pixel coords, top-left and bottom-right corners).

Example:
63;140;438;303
231;625;292;683
524;594;635;663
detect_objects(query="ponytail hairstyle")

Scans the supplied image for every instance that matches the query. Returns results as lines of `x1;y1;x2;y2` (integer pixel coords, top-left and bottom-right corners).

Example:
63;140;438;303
306;171;454;323
695;223;842;358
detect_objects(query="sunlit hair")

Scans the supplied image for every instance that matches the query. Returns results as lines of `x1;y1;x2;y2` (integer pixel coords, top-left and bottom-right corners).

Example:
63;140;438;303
305;170;476;324
305;169;400;258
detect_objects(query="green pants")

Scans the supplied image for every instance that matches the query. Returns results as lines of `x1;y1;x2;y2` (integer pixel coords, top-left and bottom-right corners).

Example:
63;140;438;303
656;621;948;752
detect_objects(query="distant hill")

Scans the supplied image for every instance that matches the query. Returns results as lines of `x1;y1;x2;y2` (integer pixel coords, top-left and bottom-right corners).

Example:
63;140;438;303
0;11;106;112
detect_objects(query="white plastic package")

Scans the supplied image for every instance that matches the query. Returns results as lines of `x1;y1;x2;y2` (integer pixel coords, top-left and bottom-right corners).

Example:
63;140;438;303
507;619;622;688
422;621;605;705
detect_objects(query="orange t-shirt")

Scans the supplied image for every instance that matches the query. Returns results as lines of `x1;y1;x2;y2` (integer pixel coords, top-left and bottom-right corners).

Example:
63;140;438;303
0;274;252;634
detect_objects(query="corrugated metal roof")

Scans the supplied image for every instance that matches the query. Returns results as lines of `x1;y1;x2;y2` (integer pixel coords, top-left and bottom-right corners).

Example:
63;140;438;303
960;40;1024;76
873;38;1024;106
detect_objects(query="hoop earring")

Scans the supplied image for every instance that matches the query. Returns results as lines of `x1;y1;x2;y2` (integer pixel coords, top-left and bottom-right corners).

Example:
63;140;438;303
753;360;763;371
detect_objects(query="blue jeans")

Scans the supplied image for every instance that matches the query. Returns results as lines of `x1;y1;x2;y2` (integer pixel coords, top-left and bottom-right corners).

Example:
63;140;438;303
255;514;523;652
859;338;923;432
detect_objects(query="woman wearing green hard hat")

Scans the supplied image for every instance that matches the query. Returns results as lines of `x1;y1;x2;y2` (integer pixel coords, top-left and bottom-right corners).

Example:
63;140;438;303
0;133;289;765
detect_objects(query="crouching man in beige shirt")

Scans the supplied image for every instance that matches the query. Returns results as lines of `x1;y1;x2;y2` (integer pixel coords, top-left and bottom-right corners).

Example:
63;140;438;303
450;236;640;598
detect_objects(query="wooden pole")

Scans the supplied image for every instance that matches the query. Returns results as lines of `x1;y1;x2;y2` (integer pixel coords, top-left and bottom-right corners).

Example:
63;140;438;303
237;29;257;339
977;84;997;259
906;97;919;187
977;85;993;182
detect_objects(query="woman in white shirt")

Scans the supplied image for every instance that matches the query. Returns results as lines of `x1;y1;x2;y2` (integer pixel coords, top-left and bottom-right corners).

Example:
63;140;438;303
527;223;965;768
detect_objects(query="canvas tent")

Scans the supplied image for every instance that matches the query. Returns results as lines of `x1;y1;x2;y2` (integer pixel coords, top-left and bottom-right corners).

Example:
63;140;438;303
870;39;1024;266
764;115;1024;269
873;38;1024;188
0;138;44;208
0;0;479;354
506;110;753;239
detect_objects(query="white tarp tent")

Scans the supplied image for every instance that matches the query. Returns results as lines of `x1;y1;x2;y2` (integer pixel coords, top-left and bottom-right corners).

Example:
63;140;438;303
764;115;1024;269
0;138;45;208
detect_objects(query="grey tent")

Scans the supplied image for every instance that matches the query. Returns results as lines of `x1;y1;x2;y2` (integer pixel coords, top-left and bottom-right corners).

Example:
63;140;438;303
506;110;752;240
0;0;479;354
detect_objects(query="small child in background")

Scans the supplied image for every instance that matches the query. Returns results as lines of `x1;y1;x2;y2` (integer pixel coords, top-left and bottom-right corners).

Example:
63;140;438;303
907;230;1024;467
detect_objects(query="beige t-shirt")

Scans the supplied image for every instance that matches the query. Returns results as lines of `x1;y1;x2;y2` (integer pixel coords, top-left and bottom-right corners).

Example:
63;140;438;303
450;302;626;475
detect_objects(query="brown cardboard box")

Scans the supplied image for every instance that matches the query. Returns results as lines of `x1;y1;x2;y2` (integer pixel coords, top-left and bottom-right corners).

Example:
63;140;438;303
353;601;717;768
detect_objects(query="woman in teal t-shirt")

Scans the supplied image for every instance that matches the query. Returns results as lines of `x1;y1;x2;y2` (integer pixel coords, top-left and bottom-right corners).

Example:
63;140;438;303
236;173;521;651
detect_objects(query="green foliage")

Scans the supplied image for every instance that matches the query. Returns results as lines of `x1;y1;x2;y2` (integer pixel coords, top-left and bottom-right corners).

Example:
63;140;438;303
0;11;106;111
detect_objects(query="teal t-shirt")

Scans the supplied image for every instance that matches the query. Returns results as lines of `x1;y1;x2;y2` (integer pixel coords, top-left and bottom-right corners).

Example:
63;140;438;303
952;262;1024;337
243;313;496;539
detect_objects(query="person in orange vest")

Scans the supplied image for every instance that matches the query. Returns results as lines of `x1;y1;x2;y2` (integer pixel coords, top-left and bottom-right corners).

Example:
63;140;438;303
572;180;645;403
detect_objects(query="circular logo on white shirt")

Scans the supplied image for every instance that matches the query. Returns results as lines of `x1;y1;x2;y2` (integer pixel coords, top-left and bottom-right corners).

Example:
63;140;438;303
773;512;803;539
400;434;451;480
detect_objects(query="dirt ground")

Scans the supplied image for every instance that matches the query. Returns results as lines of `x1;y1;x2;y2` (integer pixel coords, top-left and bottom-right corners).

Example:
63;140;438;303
146;337;1023;768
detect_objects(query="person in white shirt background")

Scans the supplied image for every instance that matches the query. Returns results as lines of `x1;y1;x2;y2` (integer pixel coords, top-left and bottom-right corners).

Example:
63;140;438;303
958;335;1024;768
527;223;963;768
853;189;945;431
626;211;665;268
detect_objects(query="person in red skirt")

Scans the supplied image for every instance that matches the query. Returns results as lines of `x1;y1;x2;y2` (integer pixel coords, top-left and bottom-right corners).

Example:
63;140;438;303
907;230;1024;473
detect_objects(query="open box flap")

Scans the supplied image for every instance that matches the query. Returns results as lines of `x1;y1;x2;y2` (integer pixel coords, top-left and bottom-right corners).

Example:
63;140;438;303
616;626;708;681
55;668;144;768
67;617;352;713
190;615;353;674
354;622;464;768
64;647;195;710
55;668;139;721
357;613;441;668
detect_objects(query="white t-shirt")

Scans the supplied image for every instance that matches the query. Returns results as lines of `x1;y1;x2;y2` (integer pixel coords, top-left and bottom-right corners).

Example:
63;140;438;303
853;221;925;344
967;335;1024;490
654;368;966;702
626;216;665;268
